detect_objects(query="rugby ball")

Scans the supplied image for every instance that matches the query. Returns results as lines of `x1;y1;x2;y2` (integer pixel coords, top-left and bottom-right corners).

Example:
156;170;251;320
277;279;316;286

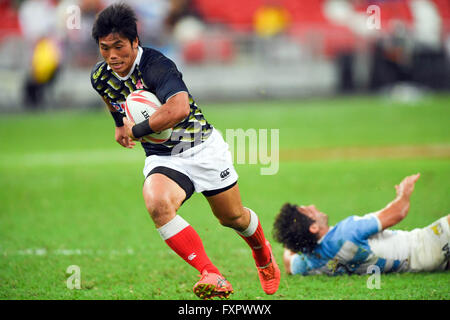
125;90;173;144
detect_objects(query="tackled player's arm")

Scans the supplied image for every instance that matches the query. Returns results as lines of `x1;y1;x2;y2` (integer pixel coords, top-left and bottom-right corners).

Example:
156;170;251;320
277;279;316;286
283;248;296;275
375;173;420;230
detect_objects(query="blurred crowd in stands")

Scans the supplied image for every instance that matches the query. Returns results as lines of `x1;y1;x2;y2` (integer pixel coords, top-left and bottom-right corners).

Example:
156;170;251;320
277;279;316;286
0;0;449;108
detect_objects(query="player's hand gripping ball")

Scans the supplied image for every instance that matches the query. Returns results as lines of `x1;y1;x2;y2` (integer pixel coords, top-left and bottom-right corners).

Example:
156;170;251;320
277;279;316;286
125;90;173;144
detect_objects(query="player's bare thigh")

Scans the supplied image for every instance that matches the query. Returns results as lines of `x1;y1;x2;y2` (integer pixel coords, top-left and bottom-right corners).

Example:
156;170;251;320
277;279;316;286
205;183;250;232
143;173;186;228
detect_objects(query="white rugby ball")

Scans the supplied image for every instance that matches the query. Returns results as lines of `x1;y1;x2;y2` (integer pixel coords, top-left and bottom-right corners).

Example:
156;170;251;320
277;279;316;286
125;90;173;144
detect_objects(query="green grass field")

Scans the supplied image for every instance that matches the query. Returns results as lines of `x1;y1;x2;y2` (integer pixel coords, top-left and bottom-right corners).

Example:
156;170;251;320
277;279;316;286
1;94;449;300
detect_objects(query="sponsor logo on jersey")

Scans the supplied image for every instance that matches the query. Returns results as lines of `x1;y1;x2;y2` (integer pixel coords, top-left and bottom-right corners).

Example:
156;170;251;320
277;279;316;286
111;101;126;113
136;79;144;89
431;223;443;236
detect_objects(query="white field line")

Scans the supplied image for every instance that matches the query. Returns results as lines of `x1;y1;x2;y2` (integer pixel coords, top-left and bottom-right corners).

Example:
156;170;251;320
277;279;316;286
0;144;449;167
2;247;136;256
0;149;143;167
2;247;249;257
280;144;450;161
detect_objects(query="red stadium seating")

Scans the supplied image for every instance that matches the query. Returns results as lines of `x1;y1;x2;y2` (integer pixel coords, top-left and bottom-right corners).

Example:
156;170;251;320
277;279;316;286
191;0;449;58
0;1;21;42
282;0;328;24
182;34;235;64
193;0;262;31
284;0;356;58
192;0;358;57
193;0;330;30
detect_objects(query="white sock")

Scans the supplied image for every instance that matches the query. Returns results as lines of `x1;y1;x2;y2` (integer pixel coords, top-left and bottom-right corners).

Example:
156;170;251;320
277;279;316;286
237;207;259;237
157;215;189;241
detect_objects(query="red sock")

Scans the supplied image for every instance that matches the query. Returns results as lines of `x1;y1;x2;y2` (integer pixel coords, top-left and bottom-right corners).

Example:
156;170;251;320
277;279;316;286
158;215;220;275
238;209;271;267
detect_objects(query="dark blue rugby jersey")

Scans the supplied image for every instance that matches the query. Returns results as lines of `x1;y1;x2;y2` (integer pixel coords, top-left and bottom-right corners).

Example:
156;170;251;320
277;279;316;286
90;46;213;156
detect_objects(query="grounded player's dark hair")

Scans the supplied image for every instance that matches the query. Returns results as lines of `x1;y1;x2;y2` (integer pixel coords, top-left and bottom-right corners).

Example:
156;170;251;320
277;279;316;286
92;3;140;45
273;203;318;254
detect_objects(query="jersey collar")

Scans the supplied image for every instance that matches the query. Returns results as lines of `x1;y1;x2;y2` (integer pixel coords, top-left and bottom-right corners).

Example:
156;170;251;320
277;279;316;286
107;46;143;81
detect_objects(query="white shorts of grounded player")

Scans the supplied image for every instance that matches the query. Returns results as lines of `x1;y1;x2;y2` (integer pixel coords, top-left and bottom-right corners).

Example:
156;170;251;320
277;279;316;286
142;128;239;193
369;216;450;272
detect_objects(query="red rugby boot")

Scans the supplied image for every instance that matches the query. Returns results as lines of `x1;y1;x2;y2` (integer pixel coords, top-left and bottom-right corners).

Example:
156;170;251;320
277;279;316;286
193;270;234;300
256;241;280;295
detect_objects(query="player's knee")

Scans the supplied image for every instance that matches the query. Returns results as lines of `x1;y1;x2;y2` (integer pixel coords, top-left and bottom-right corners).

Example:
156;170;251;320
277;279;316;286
217;208;247;230
218;216;237;228
144;192;177;224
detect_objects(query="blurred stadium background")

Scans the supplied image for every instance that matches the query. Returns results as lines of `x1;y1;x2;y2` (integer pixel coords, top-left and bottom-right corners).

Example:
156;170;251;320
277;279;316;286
0;0;449;111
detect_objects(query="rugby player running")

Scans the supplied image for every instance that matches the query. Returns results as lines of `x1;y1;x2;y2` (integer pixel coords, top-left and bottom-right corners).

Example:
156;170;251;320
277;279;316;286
90;3;280;299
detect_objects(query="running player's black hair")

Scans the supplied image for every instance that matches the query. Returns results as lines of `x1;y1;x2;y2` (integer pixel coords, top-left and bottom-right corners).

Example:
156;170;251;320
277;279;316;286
273;203;318;253
92;3;140;45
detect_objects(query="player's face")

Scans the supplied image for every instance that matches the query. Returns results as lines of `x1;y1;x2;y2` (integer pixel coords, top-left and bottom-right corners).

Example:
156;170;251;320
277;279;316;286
98;33;138;77
297;205;328;228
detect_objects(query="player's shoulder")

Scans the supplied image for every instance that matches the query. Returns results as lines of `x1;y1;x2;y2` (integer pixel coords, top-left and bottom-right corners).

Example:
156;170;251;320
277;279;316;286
139;47;179;73
344;214;377;225
334;215;372;231
325;216;359;241
351;213;381;229
90;60;108;85
140;46;170;63
337;214;381;240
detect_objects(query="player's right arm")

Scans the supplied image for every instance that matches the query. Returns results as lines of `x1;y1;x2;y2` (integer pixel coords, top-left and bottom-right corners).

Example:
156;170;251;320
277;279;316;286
375;173;420;230
102;96;136;149
90;62;136;149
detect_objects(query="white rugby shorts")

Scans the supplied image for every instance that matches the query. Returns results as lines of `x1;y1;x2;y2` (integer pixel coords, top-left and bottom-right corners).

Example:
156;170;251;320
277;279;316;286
142;128;238;201
409;216;450;272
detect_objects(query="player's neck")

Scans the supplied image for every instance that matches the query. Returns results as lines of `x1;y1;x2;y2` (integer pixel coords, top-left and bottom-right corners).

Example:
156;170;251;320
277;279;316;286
318;226;330;239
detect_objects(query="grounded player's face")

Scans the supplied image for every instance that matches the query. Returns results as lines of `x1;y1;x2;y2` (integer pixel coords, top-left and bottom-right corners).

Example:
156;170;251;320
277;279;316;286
99;33;138;77
298;205;329;228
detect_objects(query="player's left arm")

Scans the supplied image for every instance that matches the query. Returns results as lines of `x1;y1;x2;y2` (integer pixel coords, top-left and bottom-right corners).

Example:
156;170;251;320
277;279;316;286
375;173;420;230
100;96;136;148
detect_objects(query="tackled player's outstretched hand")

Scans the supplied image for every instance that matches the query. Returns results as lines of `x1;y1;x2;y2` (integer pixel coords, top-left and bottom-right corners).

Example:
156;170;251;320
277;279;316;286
395;173;420;199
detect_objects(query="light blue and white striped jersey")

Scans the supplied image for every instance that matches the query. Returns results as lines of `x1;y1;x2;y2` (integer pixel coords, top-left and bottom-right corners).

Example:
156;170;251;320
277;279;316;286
290;213;410;275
